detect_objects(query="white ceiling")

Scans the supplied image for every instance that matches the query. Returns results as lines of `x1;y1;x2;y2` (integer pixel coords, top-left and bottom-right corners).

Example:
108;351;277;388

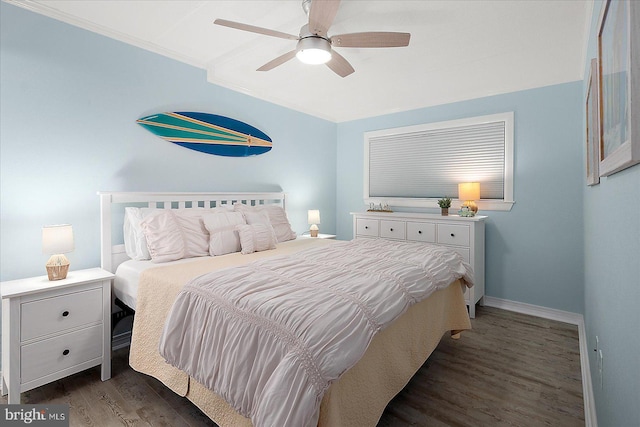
8;0;592;122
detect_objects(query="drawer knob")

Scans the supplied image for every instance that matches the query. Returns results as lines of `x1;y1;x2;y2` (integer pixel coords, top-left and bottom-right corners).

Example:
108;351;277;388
365;226;369;229
418;230;422;234
390;228;394;231
62;311;69;317
62;349;70;356
450;233;455;237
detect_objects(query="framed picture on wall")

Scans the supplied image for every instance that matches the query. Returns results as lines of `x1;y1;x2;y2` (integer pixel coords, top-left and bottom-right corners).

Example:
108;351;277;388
597;0;639;177
586;58;600;186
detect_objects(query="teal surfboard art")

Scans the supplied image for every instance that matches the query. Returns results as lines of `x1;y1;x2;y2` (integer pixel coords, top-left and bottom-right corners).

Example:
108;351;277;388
136;112;272;157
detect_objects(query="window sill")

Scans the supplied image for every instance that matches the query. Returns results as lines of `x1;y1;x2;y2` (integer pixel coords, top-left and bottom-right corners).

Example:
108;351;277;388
364;198;515;212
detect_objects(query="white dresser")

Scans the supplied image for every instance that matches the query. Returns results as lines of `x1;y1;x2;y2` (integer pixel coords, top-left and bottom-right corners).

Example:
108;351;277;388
1;268;113;403
351;212;486;318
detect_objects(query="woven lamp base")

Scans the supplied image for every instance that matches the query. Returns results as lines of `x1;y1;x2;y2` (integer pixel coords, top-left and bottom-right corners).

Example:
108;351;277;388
46;255;70;281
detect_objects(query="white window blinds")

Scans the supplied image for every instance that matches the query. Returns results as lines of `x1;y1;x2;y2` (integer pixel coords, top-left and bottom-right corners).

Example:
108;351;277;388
364;112;514;210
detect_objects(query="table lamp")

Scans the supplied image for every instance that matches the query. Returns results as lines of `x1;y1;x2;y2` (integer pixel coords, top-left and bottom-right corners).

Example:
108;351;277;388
458;182;480;214
42;224;74;280
308;210;320;237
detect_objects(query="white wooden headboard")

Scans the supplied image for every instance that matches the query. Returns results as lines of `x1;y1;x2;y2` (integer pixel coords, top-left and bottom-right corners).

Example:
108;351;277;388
97;191;287;273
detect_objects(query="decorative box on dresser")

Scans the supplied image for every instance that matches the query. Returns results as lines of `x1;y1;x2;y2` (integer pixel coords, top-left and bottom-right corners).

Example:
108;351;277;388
1;268;113;404
351;212;486;318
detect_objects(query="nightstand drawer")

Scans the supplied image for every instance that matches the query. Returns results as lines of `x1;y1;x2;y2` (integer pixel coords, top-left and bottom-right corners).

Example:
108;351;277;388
21;324;103;384
406;221;436;243
356;219;379;237
380;220;405;239
21;288;103;342
437;224;470;247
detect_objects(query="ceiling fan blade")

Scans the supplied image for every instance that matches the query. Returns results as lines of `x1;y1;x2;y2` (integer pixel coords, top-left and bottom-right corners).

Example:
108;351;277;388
214;19;298;41
257;50;298;72
331;32;411;48
308;0;341;36
326;49;354;77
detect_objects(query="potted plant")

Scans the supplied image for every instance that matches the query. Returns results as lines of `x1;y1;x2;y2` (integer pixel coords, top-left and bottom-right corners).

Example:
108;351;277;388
437;197;452;216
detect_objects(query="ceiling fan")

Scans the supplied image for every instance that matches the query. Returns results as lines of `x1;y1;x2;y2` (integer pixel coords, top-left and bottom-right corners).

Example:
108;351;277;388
213;0;410;77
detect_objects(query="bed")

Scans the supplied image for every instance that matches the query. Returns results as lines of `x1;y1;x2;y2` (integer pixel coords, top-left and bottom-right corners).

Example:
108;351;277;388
98;191;472;427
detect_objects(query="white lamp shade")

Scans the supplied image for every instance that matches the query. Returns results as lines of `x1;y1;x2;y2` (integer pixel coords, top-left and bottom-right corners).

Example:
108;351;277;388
458;182;480;201
42;224;74;254
308;210;321;225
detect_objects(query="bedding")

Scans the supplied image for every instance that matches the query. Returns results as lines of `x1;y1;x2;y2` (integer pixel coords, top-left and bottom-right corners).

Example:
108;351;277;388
186;280;469;427
114;239;305;309
158;238;473;427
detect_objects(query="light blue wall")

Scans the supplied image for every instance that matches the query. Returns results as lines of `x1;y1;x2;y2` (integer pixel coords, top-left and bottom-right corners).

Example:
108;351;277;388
336;82;585;314
582;2;640;426
0;2;337;282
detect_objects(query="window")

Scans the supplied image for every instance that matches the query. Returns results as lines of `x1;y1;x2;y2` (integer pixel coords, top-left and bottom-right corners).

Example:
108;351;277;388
364;112;514;211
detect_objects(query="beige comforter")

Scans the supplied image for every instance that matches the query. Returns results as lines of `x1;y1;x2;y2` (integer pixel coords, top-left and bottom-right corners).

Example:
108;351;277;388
129;238;472;426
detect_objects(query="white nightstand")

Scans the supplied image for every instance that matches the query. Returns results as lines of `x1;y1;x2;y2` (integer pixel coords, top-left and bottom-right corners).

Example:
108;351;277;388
1;268;114;404
298;233;337;239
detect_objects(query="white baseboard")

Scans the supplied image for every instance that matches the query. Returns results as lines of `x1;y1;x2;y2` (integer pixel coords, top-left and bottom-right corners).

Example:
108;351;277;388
482;296;597;427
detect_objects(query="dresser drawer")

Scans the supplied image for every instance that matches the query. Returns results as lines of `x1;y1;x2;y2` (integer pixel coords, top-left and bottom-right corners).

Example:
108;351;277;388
356;219;379;237
21;324;103;384
380;220;405;239
21;288;103;342
406;221;436;243
437;224;470;247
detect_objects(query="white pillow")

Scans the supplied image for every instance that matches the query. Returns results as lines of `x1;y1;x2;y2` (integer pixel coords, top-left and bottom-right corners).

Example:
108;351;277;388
124;206;231;260
173;213;209;258
234;204;296;243
140;210;185;263
124;207;154;260
202;212;246;256
236;223;277;255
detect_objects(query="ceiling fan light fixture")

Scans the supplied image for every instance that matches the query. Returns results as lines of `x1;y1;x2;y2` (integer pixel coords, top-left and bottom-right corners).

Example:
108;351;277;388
296;37;332;65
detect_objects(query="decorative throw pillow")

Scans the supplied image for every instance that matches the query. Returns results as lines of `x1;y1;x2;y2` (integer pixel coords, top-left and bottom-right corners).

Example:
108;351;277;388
241;210;278;243
236;223;277;255
234;203;296;243
202;212;246;256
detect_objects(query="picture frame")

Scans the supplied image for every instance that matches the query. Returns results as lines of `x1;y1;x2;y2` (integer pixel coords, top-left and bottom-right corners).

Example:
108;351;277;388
586;58;600;185
597;0;640;177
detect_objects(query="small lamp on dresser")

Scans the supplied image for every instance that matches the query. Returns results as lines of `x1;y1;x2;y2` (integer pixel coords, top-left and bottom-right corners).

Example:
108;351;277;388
42;224;74;280
308;210;321;237
458;182;480;214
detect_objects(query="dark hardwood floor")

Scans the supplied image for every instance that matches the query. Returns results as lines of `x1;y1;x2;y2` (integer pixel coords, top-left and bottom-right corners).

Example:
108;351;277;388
2;306;584;426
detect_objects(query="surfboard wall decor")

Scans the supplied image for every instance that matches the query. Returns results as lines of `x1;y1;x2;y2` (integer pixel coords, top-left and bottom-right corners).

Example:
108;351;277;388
136;112;272;157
